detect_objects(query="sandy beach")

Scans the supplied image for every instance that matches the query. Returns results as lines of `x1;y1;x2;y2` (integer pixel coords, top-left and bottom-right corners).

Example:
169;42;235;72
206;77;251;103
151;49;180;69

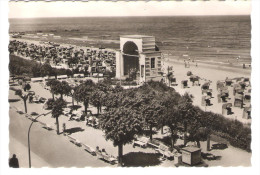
163;58;251;125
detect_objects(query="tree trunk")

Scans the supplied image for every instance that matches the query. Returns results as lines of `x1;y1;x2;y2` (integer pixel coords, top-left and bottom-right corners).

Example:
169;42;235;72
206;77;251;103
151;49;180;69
196;140;201;148
72;95;74;106
149;124;153;140
23;98;27;113
56;116;60;135
207;134;211;151
84;100;88;113
184;122;187;146
170;128;175;148
52;93;54;100
97;106;99;115
161;119;164;134
60;94;63;100
99;105;102;114
118;143;123;166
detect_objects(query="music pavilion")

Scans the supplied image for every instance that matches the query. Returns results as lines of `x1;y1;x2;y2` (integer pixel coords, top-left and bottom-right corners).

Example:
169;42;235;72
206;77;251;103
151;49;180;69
115;35;163;84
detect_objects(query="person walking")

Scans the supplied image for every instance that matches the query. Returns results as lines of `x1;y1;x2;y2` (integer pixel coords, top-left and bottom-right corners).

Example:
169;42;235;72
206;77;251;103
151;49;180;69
9;154;19;168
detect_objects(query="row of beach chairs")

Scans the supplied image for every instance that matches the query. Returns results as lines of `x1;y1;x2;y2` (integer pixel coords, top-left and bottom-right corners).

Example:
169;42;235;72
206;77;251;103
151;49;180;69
67;135;118;165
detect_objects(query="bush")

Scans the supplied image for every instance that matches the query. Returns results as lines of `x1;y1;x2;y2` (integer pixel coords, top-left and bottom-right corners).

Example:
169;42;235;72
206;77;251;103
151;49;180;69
197;108;251;152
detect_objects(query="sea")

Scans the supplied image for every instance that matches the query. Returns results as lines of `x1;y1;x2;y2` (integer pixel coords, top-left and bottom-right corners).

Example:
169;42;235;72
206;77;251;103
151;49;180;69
9;16;251;64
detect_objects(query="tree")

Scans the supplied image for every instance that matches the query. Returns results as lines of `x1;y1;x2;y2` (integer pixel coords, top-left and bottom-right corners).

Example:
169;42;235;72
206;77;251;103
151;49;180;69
74;80;95;113
159;91;182;148
187;126;209;148
90;81;112;114
138;92;162;140
46;80;71;100
112;84;124;93
31;64;42;77
46;79;60;100
51;98;67;135
15;89;30;113
40;63;54;77
90;89;106;114
99;107;143;166
59;81;71;99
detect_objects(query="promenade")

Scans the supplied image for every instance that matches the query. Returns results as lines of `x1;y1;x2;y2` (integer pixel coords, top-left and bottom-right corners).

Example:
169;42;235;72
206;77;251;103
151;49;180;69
9;80;251;167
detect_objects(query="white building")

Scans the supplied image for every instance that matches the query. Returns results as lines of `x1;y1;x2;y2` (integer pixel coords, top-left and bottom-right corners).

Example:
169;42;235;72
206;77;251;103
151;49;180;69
116;35;163;84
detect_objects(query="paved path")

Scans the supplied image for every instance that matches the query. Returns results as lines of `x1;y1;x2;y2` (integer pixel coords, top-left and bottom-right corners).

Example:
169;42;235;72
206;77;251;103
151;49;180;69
9;108;108;168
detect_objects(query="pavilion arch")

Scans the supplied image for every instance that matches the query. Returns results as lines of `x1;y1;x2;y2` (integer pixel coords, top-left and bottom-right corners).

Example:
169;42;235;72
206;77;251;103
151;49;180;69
123;41;139;55
122;41;139;76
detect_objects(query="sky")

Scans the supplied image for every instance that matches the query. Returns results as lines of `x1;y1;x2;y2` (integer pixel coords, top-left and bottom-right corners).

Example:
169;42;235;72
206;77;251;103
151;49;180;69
8;1;251;18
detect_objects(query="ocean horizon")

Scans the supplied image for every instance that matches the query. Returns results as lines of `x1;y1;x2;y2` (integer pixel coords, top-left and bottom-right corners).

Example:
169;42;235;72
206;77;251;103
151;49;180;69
9;15;251;64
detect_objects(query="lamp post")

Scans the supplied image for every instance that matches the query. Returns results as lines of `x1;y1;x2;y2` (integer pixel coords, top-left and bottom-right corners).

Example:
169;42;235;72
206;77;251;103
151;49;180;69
28;111;51;168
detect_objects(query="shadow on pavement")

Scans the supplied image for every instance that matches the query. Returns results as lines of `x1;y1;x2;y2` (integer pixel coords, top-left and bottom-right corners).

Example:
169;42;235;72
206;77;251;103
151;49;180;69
65;127;85;135
9;99;21;103
123;152;161;167
201;152;222;161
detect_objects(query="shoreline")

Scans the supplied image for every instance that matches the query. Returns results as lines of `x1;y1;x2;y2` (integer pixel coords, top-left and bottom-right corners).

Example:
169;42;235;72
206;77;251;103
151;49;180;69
165;58;251;77
11;37;251;74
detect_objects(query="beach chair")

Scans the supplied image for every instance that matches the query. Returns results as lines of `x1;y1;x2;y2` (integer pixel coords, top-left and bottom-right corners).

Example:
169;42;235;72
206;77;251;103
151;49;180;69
206;89;213;97
95;147;118;165
239;82;246;89
82;144;96;156
201;96;211;106
181;80;188;89
67;135;82;147
133;137;149;148
43;124;53;131
234;94;243;108
225;79;233;86
243;92;251;103
243;107;251;119
190;75;199;86
216;80;225;90
155;144;175;159
201;82;210;90
222;103;232;115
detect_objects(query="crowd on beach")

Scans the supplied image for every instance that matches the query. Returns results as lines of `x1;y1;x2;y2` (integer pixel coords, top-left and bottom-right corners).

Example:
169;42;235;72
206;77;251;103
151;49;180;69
9;39;116;76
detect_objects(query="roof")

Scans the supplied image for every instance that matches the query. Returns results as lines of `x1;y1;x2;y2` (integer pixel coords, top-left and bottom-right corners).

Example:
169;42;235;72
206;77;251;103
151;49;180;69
182;146;201;153
120;35;154;39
